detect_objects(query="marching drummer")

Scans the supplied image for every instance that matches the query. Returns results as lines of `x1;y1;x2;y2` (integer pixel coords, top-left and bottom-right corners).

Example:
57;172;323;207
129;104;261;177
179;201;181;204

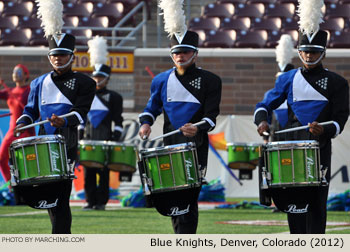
13;0;96;234
78;36;124;211
254;0;349;234
138;0;222;234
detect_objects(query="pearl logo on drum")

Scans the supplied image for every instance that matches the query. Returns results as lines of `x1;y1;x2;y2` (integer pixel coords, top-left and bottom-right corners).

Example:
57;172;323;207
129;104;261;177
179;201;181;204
185;159;194;181
285;204;309;213
50;150;61;172
306;157;314;179
168;204;190;216
35;199;58;209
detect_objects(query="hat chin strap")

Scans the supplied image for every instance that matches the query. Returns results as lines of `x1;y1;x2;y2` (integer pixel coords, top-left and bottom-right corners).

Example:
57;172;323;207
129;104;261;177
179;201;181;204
298;51;325;66
96;77;108;87
48;54;74;70
170;51;198;67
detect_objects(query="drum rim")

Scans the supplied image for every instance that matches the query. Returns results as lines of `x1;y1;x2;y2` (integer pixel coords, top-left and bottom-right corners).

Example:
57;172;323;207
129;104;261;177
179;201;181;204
78;140;109;145
140;142;196;155
106;141;136;147
227;142;249;146
10;134;65;147
265;140;319;148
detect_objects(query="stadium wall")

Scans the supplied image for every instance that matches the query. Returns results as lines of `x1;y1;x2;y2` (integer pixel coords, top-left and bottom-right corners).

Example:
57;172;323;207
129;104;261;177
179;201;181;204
2;48;350;115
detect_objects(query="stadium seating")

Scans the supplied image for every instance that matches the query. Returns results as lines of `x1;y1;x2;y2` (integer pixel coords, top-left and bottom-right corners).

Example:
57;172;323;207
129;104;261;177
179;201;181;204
264;3;295;19
1;1;34;17
234;3;265;18
63;2;93;18
328;31;350;47
190;29;206;47
250;17;282;32
220;17;251;31
91;2;124;26
204;2;235;19
18;16;41;29
0;28;31;46
189;17;221;31
28;28;47;46
325;3;350;19
203;30;236;48
234;30;268;48
0;16;18;30
320;17;345;32
265;29;298;48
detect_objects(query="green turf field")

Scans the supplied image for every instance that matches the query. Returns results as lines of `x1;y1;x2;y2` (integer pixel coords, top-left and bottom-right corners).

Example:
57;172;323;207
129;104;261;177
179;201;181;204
0;199;349;234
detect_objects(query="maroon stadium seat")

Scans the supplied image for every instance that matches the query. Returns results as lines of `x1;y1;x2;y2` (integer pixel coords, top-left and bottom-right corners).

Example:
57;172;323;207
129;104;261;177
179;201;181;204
247;0;277;4
29;28;47;46
220;17;251;31
328;31;350;48
234;30;267;48
1;1;33;17
0;28;31;46
278;0;297;3
190;29;206;47
264;3;295;19
265;29;298;48
18;16;41;29
203;30;236;48
217;0;247;5
250;17;282;32
92;3;124;26
63;16;79;28
320;17;345;32
62;28;92;46
281;17;298;31
189;17;221;31
325;4;350;19
204;2;235;19
0;16;18;30
64;2;93;18
234;3;265;18
79;16;109;36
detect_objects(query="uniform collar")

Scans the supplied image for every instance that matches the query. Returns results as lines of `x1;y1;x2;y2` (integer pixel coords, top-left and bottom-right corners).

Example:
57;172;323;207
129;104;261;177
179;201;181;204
175;63;196;76
302;64;324;74
52;69;73;79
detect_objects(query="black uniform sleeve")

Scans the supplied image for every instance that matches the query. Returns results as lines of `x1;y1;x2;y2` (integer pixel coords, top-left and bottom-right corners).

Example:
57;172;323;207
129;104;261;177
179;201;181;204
197;71;222;132
67;74;96;127
324;75;349;138
110;90;124;141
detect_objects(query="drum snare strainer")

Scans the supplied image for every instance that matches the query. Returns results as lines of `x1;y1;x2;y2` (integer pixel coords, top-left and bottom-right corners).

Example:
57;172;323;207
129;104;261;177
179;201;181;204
263;140;323;188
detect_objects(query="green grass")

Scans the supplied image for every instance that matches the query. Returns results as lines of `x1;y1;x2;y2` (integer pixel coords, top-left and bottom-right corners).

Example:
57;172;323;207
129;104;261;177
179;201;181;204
0;200;349;234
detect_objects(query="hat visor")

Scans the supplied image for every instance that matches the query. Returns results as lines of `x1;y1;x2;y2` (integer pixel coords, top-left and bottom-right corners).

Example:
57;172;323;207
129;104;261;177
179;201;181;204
48;49;73;56
92;71;110;78
171;47;196;53
298;46;324;52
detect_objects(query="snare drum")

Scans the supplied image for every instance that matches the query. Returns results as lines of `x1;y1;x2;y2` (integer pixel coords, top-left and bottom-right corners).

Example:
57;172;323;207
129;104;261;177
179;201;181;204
10;135;71;186
78;140;108;168
140;142;201;194
227;142;249;169
107;142;137;173
264;140;320;188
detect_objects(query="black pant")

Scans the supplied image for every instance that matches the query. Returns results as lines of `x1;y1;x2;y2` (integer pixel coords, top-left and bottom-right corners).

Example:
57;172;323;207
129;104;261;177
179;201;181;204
171;201;199;234
84;166;110;206
47;180;73;234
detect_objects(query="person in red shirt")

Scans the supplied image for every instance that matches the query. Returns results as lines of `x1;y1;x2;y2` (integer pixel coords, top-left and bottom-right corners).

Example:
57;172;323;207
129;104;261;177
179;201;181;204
0;64;35;182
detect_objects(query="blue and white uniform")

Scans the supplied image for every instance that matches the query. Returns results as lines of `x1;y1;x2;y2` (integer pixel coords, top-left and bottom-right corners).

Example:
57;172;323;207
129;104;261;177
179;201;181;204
254;65;349;234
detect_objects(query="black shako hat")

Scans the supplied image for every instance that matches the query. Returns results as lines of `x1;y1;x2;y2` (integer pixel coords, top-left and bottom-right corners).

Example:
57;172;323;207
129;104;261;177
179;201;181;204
298;30;328;52
48;33;75;56
170;30;199;53
92;64;111;77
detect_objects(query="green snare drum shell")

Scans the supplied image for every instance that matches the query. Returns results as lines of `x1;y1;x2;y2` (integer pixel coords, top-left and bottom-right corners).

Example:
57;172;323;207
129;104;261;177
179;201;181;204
266;141;320;187
227;143;251;169
78;140;107;168
141;143;200;193
11;136;68;186
107;144;136;172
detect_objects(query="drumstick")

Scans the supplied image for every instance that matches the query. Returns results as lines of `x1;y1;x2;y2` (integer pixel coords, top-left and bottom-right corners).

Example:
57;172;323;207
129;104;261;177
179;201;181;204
149;121;207;142
0;113;12;118
274;121;335;134
17;112;77;131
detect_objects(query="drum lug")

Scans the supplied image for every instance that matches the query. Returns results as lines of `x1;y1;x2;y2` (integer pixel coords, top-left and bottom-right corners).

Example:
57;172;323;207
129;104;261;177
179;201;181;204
320;165;329;186
142;175;152;195
10;165;19;186
261;166;269;189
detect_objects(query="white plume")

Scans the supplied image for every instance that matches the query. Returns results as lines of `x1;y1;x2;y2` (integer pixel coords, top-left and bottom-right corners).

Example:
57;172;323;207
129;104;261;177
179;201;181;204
275;34;294;69
35;0;64;38
159;0;187;38
297;0;324;35
88;36;108;67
